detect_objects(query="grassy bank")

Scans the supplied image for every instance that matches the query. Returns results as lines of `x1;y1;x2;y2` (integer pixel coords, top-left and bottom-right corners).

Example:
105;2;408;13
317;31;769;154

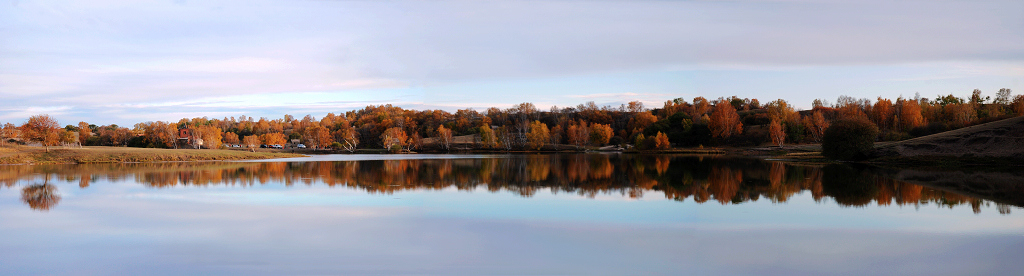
0;146;305;165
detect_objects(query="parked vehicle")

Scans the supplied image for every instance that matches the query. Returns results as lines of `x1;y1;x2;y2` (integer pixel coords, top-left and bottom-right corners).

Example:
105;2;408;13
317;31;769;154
260;145;267;148
296;144;306;149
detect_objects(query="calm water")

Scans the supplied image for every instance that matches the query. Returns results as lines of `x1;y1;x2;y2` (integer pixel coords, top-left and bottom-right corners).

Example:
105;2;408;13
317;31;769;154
1;154;1022;275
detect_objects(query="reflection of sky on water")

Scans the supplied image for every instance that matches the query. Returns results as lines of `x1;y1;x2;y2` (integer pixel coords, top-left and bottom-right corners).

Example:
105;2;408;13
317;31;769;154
1;175;1023;275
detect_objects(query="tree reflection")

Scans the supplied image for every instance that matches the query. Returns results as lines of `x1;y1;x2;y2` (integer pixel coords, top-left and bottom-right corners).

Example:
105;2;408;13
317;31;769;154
0;155;1017;214
21;183;60;211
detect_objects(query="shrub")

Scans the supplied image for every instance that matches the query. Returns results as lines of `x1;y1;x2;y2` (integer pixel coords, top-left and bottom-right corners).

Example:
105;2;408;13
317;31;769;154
608;136;623;146
821;118;878;161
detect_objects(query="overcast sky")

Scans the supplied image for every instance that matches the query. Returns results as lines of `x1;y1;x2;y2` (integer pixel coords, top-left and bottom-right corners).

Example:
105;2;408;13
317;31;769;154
2;0;1023;125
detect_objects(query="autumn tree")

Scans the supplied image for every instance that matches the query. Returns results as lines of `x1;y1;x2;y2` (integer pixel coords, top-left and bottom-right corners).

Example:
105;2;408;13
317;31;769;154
380;127;408;151
260;132;287;146
195;125;223;149
765;99;794;123
769;120;786;148
59;130;79;147
334;127;359;153
1013;95;1024;116
709;100;742;139
77;121;92;145
653;131;670;150
690;97;711;123
21;115;61;152
526;120;549;150
242;135;260;152
898;98;925;130
634;133;646;150
627;112;657;137
567;121;590;148
304;125;332;150
872;98;894;131
803;111;830;143
589;123;613;146
478;125;498;149
437;125;453;151
1;123;19;146
945;103;976;127
223;132;240;146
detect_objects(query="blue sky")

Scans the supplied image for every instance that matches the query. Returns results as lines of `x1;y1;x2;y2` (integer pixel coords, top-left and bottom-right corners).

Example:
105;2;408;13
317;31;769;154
2;0;1023;125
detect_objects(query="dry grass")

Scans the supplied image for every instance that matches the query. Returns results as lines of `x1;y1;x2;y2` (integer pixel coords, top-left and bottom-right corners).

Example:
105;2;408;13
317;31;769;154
0;145;305;165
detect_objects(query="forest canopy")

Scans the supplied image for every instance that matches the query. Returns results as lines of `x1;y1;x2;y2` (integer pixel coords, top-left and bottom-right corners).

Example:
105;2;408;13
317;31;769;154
3;89;1022;151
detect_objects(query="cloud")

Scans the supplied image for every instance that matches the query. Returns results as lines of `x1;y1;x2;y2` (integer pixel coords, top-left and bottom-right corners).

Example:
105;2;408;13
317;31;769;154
1;0;1022;124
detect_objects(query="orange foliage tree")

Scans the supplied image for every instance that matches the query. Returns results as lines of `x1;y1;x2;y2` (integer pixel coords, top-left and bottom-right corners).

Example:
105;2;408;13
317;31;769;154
769;120;786;147
709;100;742;139
380;127;408;150
260;132;287;146
653;131;670;150
304;125;332;149
567;121;590;148
627;112;657;137
77;122;92;145
803;111;830;143
223;132;240;146
872;97;894;130
898;98;924;130
20;115;61;152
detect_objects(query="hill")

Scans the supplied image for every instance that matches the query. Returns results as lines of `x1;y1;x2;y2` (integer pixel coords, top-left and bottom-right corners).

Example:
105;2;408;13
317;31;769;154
873;116;1024;161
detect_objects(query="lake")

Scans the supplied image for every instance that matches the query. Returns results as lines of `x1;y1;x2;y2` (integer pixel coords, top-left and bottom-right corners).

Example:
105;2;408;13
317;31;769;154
1;154;1022;275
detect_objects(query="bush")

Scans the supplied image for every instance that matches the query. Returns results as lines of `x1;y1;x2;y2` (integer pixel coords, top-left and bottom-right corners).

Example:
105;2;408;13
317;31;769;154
608;136;623;146
822;118;878;161
389;145;403;153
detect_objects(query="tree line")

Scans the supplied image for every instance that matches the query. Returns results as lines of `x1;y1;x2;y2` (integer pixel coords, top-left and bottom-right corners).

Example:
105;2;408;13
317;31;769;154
2;88;1022;151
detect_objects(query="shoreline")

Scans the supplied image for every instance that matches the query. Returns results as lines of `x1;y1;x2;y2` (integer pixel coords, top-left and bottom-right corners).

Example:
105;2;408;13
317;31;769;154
0;146;306;165
3;144;1021;167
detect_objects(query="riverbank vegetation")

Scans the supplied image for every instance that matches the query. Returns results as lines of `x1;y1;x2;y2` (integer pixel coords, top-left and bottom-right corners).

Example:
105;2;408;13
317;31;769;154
0;146;303;165
2;88;1022;156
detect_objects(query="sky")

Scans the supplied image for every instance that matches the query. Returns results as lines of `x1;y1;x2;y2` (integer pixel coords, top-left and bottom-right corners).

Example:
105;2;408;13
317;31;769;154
2;0;1023;126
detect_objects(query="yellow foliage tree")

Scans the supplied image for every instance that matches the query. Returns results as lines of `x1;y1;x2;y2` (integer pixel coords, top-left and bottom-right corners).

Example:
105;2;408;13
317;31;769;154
437;125;453;151
242;135;260;152
589;123;613;146
526;120;550;150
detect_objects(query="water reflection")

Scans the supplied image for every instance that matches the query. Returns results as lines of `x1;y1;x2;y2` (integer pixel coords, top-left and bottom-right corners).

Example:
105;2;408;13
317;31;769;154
1;154;1020;213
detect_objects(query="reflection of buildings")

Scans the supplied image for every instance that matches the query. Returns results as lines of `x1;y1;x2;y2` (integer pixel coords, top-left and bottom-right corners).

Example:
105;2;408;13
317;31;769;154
2;156;1018;214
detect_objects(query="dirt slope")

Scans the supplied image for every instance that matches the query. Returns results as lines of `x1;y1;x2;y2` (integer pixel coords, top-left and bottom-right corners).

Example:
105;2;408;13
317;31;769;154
874;116;1024;159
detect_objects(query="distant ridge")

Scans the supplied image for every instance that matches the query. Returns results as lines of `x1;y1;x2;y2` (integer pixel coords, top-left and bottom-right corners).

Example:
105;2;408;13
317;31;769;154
874;116;1024;160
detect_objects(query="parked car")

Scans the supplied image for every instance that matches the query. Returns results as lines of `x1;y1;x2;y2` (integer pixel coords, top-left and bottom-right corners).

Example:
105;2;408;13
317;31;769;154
272;144;283;149
260;145;267;148
296;144;306;149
